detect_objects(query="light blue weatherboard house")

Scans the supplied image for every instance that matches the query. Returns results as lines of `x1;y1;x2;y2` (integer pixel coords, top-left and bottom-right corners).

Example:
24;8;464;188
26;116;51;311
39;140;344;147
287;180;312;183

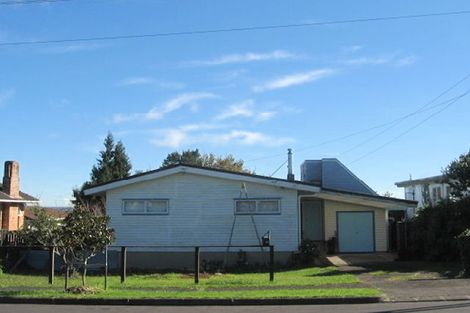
84;157;416;269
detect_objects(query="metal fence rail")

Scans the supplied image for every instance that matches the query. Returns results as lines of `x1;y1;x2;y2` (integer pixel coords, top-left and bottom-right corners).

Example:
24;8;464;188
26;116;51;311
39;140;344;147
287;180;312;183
1;244;276;288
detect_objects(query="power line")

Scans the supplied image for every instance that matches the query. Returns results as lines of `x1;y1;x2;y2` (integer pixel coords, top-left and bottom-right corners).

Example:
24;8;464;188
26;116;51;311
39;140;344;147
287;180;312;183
246;70;470;163
269;160;288;177
341;90;470;155
1;9;470;46
347;89;470;165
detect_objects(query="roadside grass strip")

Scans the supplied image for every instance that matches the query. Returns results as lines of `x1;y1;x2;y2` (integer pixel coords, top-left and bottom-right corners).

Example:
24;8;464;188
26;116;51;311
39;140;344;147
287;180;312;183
0;267;381;299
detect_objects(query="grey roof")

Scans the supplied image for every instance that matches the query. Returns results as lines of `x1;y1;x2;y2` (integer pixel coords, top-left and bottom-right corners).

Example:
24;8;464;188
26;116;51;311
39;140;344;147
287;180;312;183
301;158;377;196
395;175;446;187
0;183;39;202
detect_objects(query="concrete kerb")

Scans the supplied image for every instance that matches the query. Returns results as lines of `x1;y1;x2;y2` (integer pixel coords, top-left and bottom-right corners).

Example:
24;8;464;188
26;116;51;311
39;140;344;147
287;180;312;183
0;296;382;306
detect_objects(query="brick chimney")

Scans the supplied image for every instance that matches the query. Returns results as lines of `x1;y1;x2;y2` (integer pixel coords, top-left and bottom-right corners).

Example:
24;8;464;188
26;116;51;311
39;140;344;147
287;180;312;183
1;161;22;231
3;161;20;198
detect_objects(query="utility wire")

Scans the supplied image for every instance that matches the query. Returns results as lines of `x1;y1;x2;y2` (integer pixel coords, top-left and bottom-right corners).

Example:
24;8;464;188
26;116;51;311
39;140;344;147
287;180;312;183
269;160;288;177
246;70;470;163
1;9;470;46
341;90;470;155
348;89;470;165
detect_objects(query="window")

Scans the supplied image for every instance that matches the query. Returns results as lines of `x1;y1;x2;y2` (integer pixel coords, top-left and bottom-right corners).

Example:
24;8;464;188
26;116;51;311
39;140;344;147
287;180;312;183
234;199;280;215
431;187;442;204
122;199;169;215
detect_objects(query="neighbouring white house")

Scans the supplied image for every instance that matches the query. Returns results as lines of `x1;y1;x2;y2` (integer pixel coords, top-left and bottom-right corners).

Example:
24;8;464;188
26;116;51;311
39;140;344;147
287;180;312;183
395;175;450;216
84;156;416;269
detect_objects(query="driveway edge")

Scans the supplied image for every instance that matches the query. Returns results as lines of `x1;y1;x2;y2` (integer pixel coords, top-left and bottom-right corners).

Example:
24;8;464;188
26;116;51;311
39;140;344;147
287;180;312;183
0;296;381;306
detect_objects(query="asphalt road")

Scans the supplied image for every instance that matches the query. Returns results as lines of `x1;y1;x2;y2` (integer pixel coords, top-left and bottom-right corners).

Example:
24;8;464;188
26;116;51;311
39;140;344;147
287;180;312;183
2;302;470;313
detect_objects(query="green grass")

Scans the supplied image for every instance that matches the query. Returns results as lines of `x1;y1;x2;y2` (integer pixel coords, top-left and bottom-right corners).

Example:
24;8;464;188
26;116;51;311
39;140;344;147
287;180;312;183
0;267;380;299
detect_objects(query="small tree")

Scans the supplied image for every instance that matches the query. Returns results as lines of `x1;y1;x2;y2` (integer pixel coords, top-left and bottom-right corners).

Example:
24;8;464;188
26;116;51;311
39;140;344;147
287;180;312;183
64;206;115;286
19;206;115;289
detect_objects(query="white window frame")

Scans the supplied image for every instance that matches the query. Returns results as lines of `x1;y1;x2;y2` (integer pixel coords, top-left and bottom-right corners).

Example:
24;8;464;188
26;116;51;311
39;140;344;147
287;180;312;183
234;198;281;215
122;199;169;215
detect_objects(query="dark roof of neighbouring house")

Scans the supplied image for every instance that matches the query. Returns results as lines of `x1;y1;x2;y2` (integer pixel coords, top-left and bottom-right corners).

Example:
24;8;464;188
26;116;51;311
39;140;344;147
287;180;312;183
395;175;446;187
0;183;39;202
24;207;69;220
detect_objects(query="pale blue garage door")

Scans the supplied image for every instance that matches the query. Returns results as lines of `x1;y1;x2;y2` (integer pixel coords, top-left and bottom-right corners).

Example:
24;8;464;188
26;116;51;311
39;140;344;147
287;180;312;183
337;211;374;253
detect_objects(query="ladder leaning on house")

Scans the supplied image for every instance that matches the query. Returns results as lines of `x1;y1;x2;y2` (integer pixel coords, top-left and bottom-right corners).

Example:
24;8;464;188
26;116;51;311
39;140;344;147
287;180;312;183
224;183;264;266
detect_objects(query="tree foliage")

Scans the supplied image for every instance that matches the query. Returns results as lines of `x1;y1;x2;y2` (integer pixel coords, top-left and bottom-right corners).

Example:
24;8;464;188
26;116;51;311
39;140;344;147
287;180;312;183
19;206;115;289
444;149;470;199
406;149;470;262
73;132;132;210
161;149;252;173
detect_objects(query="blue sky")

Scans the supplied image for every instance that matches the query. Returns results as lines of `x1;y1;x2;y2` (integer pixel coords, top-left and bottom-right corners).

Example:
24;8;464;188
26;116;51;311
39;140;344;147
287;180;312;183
1;0;469;206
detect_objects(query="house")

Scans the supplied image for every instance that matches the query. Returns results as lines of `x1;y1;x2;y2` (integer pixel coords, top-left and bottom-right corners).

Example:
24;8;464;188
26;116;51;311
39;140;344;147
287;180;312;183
84;157;416;269
395;175;450;216
0;161;39;231
24;207;69;224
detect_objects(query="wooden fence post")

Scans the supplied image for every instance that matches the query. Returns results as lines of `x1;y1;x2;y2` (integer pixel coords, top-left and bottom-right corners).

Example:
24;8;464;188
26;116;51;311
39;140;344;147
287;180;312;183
269;245;274;282
120;246;127;283
104;246;108;290
48;247;55;284
194;246;200;284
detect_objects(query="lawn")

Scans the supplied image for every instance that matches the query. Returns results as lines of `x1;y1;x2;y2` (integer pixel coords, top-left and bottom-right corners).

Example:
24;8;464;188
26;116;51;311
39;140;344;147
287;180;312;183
0;267;381;299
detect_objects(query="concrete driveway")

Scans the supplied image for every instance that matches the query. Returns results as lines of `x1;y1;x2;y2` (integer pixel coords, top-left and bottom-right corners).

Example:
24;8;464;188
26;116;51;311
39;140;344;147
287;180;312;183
332;257;470;302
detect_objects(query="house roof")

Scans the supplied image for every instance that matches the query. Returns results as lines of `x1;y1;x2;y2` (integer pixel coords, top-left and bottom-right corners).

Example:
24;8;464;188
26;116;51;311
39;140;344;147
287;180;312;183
83;163;322;195
24;207;69;220
395;175;446;187
83;163;417;209
301;158;377;196
0;183;39;203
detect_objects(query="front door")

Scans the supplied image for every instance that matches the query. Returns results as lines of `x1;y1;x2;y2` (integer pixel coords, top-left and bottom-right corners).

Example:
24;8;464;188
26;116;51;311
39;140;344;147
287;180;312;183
301;200;324;241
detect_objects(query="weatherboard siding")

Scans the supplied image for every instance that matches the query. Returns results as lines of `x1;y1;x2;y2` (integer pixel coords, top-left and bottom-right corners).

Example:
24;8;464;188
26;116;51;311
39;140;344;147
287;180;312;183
106;173;299;251
323;200;387;252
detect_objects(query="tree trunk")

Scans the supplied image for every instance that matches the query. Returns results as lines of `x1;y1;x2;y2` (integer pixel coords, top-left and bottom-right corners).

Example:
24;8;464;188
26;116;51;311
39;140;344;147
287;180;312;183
64;265;69;290
82;259;88;286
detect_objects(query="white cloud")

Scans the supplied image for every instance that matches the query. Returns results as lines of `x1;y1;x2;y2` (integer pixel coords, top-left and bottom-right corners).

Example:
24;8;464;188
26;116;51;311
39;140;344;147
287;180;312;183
343;57;389;65
215;99;277;122
343;45;364;53
208;130;292;146
216;100;255;120
253;68;336;92
151;128;293;148
0;89;15;108
112;92;217;123
395;55;417;67
189;50;299;66
343;54;417;67
118;77;185;89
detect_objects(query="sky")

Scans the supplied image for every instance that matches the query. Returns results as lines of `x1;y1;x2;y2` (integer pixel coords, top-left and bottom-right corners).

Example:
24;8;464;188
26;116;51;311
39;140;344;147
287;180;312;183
1;0;469;206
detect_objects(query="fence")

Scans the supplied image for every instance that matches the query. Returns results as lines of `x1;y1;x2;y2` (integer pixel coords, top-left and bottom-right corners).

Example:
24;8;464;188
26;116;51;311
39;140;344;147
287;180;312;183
1;244;276;289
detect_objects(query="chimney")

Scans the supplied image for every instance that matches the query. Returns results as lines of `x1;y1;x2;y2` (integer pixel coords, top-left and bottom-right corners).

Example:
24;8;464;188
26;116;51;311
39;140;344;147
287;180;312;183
3;161;20;198
287;149;295;181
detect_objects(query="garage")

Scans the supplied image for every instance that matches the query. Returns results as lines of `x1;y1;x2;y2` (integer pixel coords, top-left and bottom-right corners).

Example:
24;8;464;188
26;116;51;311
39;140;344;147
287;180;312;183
337;211;375;253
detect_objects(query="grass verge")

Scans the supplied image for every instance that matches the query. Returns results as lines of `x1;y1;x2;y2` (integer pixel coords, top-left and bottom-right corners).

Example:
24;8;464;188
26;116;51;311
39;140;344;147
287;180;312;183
0;267;380;299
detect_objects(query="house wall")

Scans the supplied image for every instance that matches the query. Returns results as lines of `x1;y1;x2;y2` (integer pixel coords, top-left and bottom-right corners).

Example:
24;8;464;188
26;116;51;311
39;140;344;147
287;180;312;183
323;200;388;252
106;173;300;253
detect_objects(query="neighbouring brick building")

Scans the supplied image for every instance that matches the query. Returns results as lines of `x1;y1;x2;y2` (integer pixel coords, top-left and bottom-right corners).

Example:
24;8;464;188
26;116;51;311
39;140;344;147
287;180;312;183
0;161;39;231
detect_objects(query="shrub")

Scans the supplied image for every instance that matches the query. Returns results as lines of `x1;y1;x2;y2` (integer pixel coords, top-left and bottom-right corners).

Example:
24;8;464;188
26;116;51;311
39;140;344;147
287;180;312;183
407;197;470;261
299;239;320;264
457;229;470;277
